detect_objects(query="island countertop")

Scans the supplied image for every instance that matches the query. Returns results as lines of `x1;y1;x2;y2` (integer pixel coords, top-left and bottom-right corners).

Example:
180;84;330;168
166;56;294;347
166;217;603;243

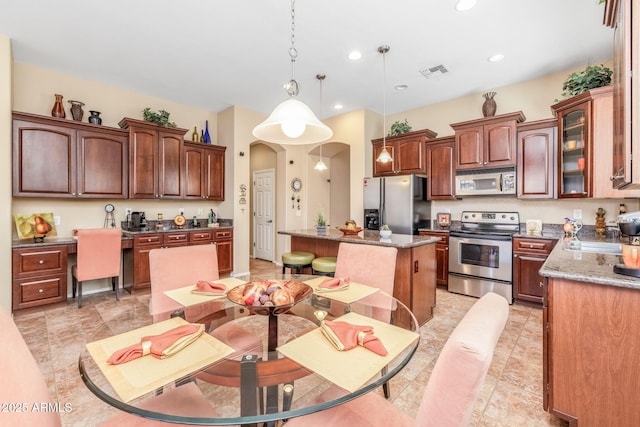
278;228;439;249
539;237;640;291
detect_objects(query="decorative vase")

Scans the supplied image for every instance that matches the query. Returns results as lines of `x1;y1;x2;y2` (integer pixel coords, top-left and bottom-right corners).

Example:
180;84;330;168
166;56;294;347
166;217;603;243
204;120;211;144
316;226;327;235
380;229;392;238
68;100;85;121
482;92;497;117
51;94;66;118
88;111;102;125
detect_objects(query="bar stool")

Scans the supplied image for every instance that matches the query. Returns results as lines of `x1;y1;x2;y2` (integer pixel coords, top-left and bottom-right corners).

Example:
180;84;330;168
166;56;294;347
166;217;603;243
312;257;337;277
281;251;315;274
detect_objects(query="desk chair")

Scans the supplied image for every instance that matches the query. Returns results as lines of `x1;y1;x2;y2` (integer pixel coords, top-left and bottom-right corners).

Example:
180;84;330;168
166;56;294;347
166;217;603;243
284;292;509;427
72;228;122;308
0;306;217;427
149;244;262;357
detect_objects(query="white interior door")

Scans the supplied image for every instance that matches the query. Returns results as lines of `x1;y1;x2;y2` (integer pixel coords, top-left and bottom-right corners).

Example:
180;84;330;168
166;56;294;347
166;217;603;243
253;169;275;261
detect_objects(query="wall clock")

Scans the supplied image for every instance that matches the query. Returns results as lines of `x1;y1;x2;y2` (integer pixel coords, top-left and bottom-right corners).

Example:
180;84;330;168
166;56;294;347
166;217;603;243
291;178;302;192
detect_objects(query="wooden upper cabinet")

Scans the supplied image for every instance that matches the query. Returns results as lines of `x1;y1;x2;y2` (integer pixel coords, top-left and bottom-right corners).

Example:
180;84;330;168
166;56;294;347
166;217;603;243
183;142;226;200
451;111;525;170
605;0;640;189
516;118;557;199
425;136;457;200
371;128;437;176
119;118;186;199
12;112;128;198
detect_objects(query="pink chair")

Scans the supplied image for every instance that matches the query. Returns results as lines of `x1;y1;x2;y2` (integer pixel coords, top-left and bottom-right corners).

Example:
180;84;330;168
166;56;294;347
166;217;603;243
334;242;398;297
284;292;509;427
72;228;122;308
149;244;262;358
0;306;217;427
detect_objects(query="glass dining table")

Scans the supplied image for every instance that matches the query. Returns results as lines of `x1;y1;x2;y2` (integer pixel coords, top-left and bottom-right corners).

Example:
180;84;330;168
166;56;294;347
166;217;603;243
78;274;420;426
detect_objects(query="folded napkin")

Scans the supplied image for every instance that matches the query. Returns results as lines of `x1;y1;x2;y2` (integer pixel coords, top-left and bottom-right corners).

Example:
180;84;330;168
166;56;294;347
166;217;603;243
320;320;388;356
107;324;204;365
316;277;350;292
191;280;227;296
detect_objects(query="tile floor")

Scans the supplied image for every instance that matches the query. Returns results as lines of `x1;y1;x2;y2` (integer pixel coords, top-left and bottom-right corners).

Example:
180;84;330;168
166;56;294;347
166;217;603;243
13;259;568;426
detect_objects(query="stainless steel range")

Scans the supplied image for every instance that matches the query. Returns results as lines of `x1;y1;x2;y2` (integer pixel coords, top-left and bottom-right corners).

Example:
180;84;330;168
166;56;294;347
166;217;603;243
448;211;520;304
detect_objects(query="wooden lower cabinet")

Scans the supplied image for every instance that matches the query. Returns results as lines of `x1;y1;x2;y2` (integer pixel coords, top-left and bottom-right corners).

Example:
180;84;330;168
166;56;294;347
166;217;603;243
12;245;69;310
126;228;233;290
512;237;556;305
418;231;449;286
544;278;640;425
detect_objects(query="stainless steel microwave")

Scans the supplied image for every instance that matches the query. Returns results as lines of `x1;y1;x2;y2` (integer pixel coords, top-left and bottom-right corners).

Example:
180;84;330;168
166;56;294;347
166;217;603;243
455;170;516;196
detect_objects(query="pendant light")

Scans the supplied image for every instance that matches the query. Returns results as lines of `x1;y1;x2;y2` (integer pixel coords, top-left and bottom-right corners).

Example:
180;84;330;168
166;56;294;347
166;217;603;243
252;0;333;145
376;45;393;163
314;74;328;171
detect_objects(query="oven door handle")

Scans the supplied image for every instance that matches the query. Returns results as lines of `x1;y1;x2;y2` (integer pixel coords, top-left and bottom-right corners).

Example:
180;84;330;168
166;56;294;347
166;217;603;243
449;232;513;242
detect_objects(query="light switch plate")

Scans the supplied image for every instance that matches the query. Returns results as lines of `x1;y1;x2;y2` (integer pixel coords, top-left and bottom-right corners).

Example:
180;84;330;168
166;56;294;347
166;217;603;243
573;209;582;219
54;215;61;225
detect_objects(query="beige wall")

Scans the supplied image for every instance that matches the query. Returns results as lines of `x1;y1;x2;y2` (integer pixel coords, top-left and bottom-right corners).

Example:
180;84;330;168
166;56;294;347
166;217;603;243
1;36;13;313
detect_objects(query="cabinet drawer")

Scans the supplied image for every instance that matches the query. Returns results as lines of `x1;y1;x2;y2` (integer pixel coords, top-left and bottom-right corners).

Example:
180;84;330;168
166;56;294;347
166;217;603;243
214;229;233;240
13;246;67;277
164;232;189;244
190;230;213;242
514;238;555;254
418;231;449;244
133;234;163;246
21;277;62;302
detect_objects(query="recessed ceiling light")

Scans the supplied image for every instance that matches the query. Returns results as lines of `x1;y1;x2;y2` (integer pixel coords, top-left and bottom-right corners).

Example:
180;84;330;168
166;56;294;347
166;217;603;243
395;84;408;91
488;53;505;62
348;51;362;61
333;104;343;110
455;0;477;11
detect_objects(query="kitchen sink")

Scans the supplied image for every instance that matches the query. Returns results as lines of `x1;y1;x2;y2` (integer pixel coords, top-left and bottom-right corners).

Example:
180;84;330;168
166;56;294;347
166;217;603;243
563;240;622;255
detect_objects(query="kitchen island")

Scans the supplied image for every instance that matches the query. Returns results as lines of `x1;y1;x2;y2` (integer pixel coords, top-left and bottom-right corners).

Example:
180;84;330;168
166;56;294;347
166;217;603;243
278;228;439;326
539;238;640;426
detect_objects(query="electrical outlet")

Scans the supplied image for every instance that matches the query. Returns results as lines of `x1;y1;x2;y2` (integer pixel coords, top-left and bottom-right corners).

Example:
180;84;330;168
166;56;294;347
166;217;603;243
54;215;61;225
179;208;184;215
573;209;582;219
125;208;132;216
198;208;204;215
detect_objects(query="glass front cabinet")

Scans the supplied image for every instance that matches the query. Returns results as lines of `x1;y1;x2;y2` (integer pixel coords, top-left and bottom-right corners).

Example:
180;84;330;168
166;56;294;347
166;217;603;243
556;101;590;198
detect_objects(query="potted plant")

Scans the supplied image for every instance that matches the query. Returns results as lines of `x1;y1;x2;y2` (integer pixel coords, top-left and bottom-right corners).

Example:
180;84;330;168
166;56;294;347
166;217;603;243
142;107;177;128
556;64;612;101
316;212;327;234
379;224;392;238
389;119;412;136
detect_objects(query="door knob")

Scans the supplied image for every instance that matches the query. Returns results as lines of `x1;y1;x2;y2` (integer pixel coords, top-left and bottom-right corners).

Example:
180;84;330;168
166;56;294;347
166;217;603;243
267;220;273;223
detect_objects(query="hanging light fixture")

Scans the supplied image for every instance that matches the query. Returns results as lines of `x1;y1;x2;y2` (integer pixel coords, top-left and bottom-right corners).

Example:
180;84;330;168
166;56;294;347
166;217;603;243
314;74;328;171
252;0;333;145
376;45;393;163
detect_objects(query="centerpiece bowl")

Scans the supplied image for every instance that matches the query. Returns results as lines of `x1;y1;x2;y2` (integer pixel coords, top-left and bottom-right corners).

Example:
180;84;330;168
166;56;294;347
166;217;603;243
227;279;312;315
339;227;363;235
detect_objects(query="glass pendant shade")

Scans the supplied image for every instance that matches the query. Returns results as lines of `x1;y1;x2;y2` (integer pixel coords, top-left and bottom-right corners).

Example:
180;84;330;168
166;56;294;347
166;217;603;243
314;159;328;170
376;146;393;163
253;98;333;144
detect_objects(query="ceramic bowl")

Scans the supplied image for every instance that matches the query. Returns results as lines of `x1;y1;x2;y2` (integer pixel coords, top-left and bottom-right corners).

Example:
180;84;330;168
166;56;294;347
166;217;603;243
227;280;312;315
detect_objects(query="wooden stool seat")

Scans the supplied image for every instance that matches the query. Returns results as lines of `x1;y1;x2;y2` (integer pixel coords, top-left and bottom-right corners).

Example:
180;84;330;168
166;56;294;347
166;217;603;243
312;257;337;277
282;251;315;274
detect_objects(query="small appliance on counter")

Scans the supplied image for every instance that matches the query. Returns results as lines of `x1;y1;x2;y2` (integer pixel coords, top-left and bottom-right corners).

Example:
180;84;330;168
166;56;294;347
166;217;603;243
127;211;147;231
614;211;640;278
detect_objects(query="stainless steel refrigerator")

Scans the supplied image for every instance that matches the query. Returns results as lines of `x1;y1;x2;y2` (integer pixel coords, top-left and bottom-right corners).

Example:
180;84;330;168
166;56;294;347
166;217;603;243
363;175;431;235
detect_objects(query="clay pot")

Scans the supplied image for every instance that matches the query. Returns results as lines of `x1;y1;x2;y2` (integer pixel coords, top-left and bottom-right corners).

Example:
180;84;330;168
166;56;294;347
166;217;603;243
51;94;65;118
68;100;85;121
482;92;497;117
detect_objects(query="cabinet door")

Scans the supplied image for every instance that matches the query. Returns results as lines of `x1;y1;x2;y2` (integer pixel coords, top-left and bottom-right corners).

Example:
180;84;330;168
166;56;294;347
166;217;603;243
484;121;516;167
215;239;233;274
372;141;396;176
76;130;128;198
183;145;205;199
158;131;183;199
557;102;590;198
129;128;158;199
513;252;545;304
205;146;225;200
396;137;424;173
426;139;456;200
455;126;483;170
13;119;76;197
517;126;556;199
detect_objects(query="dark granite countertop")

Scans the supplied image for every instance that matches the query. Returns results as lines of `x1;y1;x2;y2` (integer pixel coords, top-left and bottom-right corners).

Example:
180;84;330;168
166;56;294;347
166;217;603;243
278;228;439;249
540;236;640;291
12;234;133;249
121;224;233;235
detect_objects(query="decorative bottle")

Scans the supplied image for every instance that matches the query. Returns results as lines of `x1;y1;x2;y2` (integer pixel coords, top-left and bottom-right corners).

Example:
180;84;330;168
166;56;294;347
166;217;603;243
204;120;211;144
192;126;198;142
201;130;205;143
51;94;66;118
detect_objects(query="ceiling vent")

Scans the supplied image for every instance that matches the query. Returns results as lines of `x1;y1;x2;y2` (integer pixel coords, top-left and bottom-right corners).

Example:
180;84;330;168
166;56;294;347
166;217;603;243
420;64;449;78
